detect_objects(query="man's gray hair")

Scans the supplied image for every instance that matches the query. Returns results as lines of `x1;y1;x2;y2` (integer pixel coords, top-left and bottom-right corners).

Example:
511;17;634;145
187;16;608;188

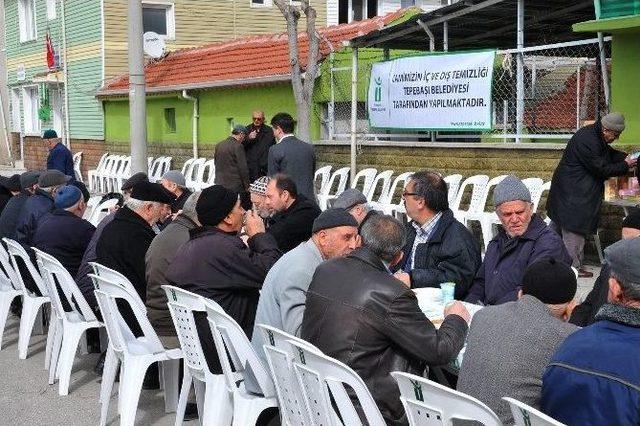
125;197;157;211
360;214;406;263
181;191;201;222
611;271;640;301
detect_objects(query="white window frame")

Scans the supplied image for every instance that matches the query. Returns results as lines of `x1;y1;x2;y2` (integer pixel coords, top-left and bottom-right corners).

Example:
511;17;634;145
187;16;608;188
21;85;40;136
50;87;63;137
47;0;57;20
18;0;37;42
141;1;176;40
10;89;22;133
250;0;272;8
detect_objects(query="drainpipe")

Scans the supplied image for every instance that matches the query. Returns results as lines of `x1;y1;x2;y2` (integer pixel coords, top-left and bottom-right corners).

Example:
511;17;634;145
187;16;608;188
61;0;71;148
181;90;198;158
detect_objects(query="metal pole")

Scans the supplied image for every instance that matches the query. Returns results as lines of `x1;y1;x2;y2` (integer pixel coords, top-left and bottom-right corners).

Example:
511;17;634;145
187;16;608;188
61;0;71;148
597;32;611;109
128;0;148;174
503;99;508;143
329;52;335;141
515;0;525;143
576;65;581;130
350;47;358;185
443;21;449;52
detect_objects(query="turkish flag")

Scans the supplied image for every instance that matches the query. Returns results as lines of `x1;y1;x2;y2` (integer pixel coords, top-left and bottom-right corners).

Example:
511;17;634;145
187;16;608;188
46;33;55;70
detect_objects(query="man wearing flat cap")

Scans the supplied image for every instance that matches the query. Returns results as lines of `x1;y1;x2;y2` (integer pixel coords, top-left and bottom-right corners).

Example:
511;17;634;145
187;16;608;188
43;129;75;178
547;112;638;278
159;170;190;214
215;125;252;210
332;188;378;232
466;175;571;306
166;185;281;372
542;237;640;425
0;171;39;240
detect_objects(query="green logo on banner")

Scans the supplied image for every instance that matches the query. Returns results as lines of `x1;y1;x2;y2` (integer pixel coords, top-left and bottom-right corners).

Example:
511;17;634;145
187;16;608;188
411;380;424;402
297;348;306;365
374;77;382;102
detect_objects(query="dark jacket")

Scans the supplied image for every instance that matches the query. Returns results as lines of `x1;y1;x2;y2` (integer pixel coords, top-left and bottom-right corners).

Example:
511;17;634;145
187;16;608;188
0;187;13;215
215;136;251;194
466;214;572;306
0;191;30;240
47;142;75;178
32;209;95;278
16;189;55;247
267;195;321;252
145;214;199;336
542;303;640;425
569;263;610;327
76;212;115;308
547;121;629;235
301;247;468;425
398;209;481;299
268;135;316;200
172;188;191;214
243;123;276;181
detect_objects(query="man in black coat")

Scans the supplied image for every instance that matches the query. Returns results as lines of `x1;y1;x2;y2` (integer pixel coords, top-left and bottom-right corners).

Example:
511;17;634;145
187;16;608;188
244;110;276;182
264;174;321;252
267;112;316;200
547;113;637;277
0;171;39;240
301;214;470;425
393;171;481;300
0;174;21;214
215;125;251;209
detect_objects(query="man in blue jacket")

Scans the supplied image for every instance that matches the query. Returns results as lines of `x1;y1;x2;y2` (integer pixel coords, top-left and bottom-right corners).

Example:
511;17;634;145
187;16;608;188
541;237;640;425
43;129;74;178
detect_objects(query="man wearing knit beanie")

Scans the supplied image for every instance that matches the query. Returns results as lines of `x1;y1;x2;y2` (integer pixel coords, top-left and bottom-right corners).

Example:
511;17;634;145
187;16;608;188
459;258;578;424
467;175;572;306
165;185;281;373
547;112;637;277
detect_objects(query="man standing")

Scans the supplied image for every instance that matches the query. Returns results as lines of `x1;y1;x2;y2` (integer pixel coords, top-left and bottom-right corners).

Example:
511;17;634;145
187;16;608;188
301;214;469;425
244;110;275;182
264;174;321;252
547;112;637;277
393;171;481;299
268;112;316;200
215;125;251;209
541;238;640;425
466;175;571;306
457;259;578;424
43;129;74;178
0;171;39;240
159;170;190;213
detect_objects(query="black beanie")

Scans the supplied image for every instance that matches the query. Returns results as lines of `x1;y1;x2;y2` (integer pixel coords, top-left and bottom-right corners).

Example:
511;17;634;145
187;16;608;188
521;258;577;304
622;210;640;231
196;185;238;227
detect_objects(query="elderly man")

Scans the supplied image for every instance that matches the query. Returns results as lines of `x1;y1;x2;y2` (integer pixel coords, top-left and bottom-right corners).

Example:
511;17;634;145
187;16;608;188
570;209;640;326
267;112;316;200
145;192;200;347
393;171;481;299
332;188;377;231
0;174;21;214
159;170;190;213
265;174;321;252
547;112;637;277
33;185;95;278
215;125;251;209
541;238;640;425
43;129;74;178
249;176;272;219
0;171;39;240
466;175;572;305
302;214;470;425
244;110;276;182
458;258;578;424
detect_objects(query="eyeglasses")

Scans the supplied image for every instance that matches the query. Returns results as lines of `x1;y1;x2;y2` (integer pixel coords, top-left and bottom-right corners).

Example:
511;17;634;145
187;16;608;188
402;192;419;198
252;117;264;121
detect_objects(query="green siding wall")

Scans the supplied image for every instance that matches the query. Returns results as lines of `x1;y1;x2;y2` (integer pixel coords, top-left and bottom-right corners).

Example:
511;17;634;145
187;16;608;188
67;57;104;139
611;33;640;144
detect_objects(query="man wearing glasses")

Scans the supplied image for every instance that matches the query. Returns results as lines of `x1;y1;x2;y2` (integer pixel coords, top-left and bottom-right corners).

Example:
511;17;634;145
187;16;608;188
547;112;637;278
243;110;276;182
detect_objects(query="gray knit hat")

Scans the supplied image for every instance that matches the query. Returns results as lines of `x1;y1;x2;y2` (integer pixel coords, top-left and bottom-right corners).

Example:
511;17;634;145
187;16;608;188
161;170;186;188
332;188;367;210
493;175;531;207
605;238;640;286
601;112;625;133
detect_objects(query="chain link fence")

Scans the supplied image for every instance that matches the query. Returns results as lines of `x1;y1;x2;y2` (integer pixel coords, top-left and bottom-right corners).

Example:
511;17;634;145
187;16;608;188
323;37;611;143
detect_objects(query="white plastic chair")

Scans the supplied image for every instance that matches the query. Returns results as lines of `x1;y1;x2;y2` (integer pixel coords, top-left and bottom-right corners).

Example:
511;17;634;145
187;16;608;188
198;159;216;190
503;397;566;426
351;168;378;198
392;371;502;426
148;157;164;181
34;248;104;395
539;181;552;219
180;158;196;178
367;169;394;204
88;153;109;192
451;174;490;225
114;156;132;192
314;165;332;196
73;151;83;182
3;238;51;360
443;174;463;205
93;275;181;426
0;243;22;350
523;178;545;213
101;155;122;194
205;301;278;426
87;198;119;227
162;285;232;425
82;195;102;221
465;174;507;228
318;167;350;211
376;171;414;215
186;158;206;191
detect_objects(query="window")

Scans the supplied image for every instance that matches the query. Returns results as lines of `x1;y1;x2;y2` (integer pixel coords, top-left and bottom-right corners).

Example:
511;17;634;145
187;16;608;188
250;0;272;6
142;2;175;39
22;86;40;135
401;0;417;7
10;89;21;133
18;0;37;42
164;108;176;133
47;0;57;20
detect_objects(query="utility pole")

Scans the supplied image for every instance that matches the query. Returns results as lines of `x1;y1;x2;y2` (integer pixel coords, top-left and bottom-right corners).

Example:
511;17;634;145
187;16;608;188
128;0;148;173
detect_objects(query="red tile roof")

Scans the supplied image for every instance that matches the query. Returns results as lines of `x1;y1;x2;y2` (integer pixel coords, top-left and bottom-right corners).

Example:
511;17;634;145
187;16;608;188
99;9;412;96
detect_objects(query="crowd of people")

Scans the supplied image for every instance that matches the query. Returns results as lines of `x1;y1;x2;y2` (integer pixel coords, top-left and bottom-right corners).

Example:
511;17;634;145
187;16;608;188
0;111;638;425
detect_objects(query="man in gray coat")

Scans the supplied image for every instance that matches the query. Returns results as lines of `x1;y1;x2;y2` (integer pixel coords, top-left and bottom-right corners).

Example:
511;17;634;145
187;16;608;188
267;112;316;201
457;258;579;424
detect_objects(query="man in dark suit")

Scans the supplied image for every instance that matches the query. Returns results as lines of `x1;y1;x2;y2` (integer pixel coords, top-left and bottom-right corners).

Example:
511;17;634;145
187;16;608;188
244;110;276;182
215;125;251;209
267;112;316;201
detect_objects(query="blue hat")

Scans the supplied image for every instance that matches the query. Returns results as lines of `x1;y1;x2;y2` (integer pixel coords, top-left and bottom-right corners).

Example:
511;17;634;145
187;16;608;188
42;129;58;139
54;185;82;209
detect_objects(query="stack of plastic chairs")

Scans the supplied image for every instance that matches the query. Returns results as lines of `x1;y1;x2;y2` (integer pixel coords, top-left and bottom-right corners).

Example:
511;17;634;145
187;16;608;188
88;153;109;192
317;167;350;210
72;152;83;182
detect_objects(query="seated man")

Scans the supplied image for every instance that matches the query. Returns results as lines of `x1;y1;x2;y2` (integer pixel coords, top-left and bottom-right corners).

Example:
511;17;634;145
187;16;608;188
542;238;640;425
393;171;481;299
457;258;578;424
0;171;39;240
570;209;640;326
301;214;470;425
265;174;321;252
159;170;190;214
332;188;377;232
249;176;272;220
466;175;572;305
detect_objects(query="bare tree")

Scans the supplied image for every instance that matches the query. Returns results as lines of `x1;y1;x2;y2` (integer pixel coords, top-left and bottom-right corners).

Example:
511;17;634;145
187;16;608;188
273;0;321;142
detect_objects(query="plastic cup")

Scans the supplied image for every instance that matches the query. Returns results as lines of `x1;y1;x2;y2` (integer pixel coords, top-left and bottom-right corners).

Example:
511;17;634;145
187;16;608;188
439;282;456;305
